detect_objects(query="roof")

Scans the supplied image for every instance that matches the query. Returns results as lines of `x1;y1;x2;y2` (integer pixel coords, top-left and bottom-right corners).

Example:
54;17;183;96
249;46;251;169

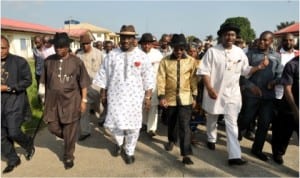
65;23;111;33
1;17;60;34
60;29;95;40
274;22;299;36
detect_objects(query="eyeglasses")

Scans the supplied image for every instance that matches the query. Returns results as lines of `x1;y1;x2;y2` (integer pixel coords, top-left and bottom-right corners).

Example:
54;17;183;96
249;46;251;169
1;47;8;49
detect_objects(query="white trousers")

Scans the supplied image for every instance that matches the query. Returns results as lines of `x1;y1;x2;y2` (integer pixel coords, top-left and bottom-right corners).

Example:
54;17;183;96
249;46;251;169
110;128;140;156
206;111;241;159
142;105;158;132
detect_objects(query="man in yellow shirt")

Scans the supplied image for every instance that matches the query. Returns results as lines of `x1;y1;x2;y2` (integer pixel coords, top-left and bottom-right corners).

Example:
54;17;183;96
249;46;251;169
157;34;198;165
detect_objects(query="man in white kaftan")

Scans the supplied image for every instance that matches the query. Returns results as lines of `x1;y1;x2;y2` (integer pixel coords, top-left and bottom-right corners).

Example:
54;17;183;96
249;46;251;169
139;33;163;137
197;23;267;166
93;25;154;164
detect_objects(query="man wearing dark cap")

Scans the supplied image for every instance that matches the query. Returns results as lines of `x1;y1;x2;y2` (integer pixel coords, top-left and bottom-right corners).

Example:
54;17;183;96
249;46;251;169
93;25;154;164
38;32;90;169
76;33;103;141
157;33;198;165
139;33;163;137
197;23;267;166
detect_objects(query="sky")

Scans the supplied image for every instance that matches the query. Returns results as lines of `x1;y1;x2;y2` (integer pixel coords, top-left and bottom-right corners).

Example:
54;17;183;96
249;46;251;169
2;0;299;40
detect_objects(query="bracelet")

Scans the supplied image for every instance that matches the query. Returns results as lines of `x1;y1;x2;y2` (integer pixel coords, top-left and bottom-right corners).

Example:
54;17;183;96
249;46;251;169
82;98;88;103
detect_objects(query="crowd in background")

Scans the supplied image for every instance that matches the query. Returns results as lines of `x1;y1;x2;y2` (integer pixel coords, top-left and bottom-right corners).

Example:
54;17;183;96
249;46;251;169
1;22;299;173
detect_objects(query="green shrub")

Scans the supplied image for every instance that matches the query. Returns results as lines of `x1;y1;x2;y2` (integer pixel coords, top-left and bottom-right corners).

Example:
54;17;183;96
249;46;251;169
22;59;45;134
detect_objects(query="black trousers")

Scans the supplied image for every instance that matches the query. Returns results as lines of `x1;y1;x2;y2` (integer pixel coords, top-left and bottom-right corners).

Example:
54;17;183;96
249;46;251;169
1;125;33;165
238;97;274;153
166;105;192;156
272;99;299;156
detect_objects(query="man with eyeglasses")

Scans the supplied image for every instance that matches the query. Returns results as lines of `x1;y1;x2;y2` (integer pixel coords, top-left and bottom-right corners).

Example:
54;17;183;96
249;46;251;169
157;34;198;165
76;33;103;141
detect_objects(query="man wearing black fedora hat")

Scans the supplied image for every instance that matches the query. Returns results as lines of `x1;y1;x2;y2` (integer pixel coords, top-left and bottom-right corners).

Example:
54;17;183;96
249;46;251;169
93;25;154;164
139;33;163;137
197;23;268;166
38;32;91;169
157;33;198;165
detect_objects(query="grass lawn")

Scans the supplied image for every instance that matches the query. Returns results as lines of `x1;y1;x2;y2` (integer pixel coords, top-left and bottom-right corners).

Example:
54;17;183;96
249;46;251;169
22;59;45;134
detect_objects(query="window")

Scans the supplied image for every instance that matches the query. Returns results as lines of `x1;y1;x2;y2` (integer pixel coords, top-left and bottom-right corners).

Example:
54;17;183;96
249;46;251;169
20;38;26;50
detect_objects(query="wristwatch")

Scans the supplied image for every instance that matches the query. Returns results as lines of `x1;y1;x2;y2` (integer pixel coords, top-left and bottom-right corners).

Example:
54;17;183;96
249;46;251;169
7;86;11;92
82;98;88;103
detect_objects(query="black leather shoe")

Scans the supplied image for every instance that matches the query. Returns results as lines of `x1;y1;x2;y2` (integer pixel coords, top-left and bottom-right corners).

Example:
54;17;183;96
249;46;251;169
148;131;156;138
2;159;21;174
78;134;91;141
228;158;247;166
64;159;74;169
113;144;122;157
124;154;135;164
182;156;194;165
25;146;35;161
164;142;174;151
251;150;269;161
244;131;255;141
273;154;283;165
206;142;215;150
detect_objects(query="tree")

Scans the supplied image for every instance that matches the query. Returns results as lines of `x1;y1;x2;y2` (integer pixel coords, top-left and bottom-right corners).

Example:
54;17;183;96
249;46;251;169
222;17;256;43
186;35;198;43
276;21;295;31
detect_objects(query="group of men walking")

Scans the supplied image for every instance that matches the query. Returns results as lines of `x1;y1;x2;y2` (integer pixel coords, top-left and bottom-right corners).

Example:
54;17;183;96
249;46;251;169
1;21;298;174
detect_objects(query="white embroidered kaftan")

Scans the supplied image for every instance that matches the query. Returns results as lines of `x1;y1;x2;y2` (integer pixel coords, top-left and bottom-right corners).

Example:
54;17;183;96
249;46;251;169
93;47;154;129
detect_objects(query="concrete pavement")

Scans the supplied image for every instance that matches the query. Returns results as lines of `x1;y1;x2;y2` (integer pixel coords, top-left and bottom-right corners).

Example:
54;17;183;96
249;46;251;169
1;117;299;177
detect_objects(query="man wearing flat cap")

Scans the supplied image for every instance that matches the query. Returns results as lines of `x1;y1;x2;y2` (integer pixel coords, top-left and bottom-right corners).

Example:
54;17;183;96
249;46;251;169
139;33;163;137
76;33;103;141
157;33;198;165
38;32;90;169
93;25;154;164
197;23;268;166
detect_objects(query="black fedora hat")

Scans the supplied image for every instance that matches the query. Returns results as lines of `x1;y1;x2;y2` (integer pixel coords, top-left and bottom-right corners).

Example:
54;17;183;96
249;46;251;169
217;23;240;36
138;33;155;44
50;32;73;47
170;34;187;48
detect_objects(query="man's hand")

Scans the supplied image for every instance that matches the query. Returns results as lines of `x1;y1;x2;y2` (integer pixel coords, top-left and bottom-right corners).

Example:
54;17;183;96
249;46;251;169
159;98;168;108
267;80;276;90
207;87;218;99
80;102;87;113
192;99;196;109
250;86;262;97
144;99;151;111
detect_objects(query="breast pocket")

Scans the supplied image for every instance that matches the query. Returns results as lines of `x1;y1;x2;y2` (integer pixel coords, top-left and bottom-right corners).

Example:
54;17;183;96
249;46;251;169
234;60;243;74
63;74;77;92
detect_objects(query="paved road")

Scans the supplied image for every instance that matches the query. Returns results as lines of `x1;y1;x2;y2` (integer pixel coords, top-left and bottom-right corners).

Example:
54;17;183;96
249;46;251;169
1;118;299;177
